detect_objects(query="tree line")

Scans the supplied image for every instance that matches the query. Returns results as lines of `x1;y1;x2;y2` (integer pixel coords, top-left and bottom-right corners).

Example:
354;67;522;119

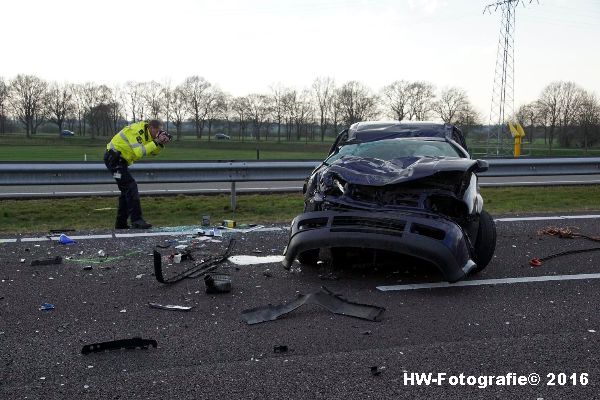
0;74;598;148
0;75;479;141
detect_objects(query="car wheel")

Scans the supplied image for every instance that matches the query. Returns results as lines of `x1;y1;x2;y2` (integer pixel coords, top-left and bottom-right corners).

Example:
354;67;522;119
297;249;319;266
471;209;496;273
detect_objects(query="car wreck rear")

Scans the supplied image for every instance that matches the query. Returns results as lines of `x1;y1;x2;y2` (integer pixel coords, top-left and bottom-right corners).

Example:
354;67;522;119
282;121;496;282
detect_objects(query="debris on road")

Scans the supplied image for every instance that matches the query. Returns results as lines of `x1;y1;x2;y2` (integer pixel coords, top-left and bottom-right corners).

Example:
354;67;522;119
528;247;600;267
58;234;76;245
263;269;273;277
148;302;193;311
30;256;62;266
228;255;285;265
97;250;106;257
39;303;55;311
274;345;288;353
204;273;232;294
241;287;385;325
83;265;93;271
81;337;158;355
371;366;386;376
154;239;236;284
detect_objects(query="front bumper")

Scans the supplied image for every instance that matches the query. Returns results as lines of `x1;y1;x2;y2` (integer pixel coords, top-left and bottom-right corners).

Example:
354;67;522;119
282;210;476;283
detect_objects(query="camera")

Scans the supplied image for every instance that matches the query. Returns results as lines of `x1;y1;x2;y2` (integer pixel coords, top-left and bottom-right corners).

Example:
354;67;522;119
159;130;172;141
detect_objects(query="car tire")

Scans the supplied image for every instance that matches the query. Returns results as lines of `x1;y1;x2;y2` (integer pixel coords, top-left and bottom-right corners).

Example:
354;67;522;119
297;249;320;266
471;209;496;273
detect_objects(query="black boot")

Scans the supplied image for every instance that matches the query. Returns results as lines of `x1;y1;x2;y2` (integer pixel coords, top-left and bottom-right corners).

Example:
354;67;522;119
131;220;152;229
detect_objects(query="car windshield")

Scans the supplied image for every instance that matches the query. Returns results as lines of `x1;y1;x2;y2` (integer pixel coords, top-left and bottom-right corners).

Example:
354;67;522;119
325;138;463;164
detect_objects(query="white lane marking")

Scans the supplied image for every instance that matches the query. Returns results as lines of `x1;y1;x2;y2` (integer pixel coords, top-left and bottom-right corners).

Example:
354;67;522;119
0;239;17;243
228;255;285;265
495;215;600;222
48;234;114;240
20;237;50;242
115;231;199;238
376;273;600;291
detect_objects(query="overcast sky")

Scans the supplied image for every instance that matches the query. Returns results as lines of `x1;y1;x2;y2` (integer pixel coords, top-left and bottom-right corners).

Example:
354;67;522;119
2;0;599;118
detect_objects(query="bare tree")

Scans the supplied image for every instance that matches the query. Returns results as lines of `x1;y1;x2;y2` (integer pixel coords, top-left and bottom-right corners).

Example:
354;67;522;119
270;84;287;142
537;82;562;151
312;77;335;141
337;81;378;126
231;96;250;141
9;74;48;137
47;82;74;135
557;81;585;147
108;85;125;133
142;81;163;120
382;80;410;121
0;77;9;134
454;102;481;138
170;86;188;141
205;89;228;139
576;91;600;152
247;93;272;141
160;81;172;130
433;87;468;124
516;102;538;144
181;76;211;139
406;81;435;121
124;81;144;122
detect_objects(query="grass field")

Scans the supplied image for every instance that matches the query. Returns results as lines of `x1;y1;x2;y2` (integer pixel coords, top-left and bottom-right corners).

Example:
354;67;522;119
1;186;599;233
3;133;600;161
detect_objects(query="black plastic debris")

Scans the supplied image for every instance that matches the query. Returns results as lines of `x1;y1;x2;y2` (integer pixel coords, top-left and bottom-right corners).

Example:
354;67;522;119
153;239;236;284
30;256;62;266
371;366;386;376
204;273;232;294
81;337;157;355
241;286;385;325
274;345;288;354
148;302;192;311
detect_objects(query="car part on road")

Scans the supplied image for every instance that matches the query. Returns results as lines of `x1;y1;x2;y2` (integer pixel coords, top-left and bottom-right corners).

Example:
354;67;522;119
58;234;76;245
148;302;193;311
529;247;600;267
39;302;55;311
204;273;232;294
274;345;289;353
241;286;385;324
81;337;158;355
30;256;62;266
153;239;236;284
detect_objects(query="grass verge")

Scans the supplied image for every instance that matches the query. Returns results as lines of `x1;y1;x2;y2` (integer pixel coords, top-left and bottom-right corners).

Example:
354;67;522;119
0;186;599;234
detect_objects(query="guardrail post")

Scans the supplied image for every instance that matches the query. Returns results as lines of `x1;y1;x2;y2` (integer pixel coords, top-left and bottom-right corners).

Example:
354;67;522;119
230;181;237;211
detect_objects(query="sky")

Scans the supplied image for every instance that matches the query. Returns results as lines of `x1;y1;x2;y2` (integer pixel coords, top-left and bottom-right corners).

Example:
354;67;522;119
1;0;599;118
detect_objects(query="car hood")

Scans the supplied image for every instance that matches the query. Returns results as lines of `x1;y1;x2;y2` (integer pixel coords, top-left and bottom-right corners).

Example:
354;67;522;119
322;156;478;187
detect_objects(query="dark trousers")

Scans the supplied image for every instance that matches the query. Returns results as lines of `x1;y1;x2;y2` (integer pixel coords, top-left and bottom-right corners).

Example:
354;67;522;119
104;151;143;225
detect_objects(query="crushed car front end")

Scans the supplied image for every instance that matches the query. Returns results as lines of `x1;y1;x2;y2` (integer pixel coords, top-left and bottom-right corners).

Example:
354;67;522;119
282;122;495;282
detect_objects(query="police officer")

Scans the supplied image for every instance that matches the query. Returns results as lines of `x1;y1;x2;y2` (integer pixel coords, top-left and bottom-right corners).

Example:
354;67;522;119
104;119;171;229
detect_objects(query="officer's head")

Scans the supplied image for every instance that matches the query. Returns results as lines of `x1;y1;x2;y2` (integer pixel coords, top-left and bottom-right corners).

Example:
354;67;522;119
148;120;163;138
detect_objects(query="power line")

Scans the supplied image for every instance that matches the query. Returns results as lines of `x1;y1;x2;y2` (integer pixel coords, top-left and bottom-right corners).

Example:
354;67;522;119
484;0;539;156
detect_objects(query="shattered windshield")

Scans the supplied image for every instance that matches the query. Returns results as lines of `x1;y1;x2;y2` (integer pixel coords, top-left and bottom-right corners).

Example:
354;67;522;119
325;138;463;164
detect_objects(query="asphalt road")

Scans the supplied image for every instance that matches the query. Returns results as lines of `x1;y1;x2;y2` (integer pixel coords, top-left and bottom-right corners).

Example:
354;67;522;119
1;214;600;399
2;175;600;198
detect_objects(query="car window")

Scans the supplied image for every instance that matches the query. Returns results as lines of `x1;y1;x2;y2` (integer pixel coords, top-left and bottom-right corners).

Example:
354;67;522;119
325;139;462;164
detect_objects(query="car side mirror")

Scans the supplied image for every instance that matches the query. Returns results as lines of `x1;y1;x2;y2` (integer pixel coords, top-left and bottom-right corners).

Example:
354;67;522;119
475;159;489;173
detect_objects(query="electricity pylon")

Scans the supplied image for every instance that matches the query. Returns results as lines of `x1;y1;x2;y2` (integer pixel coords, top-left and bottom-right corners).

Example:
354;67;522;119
484;0;537;155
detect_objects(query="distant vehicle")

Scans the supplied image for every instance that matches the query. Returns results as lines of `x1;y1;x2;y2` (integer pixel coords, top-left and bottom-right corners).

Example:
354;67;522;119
214;133;231;140
61;130;75;137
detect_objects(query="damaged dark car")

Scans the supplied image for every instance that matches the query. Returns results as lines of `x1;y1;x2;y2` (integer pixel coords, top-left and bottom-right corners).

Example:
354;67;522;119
282;121;496;283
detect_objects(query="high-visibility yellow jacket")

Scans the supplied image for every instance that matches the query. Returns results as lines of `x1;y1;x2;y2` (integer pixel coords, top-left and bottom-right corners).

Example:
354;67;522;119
106;121;163;165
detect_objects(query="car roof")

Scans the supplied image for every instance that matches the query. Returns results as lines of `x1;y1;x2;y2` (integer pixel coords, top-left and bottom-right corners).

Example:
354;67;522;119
346;121;468;151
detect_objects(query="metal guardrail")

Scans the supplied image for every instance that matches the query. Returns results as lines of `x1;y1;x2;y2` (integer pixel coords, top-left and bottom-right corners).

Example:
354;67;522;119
2;158;600;208
2;158;600;185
